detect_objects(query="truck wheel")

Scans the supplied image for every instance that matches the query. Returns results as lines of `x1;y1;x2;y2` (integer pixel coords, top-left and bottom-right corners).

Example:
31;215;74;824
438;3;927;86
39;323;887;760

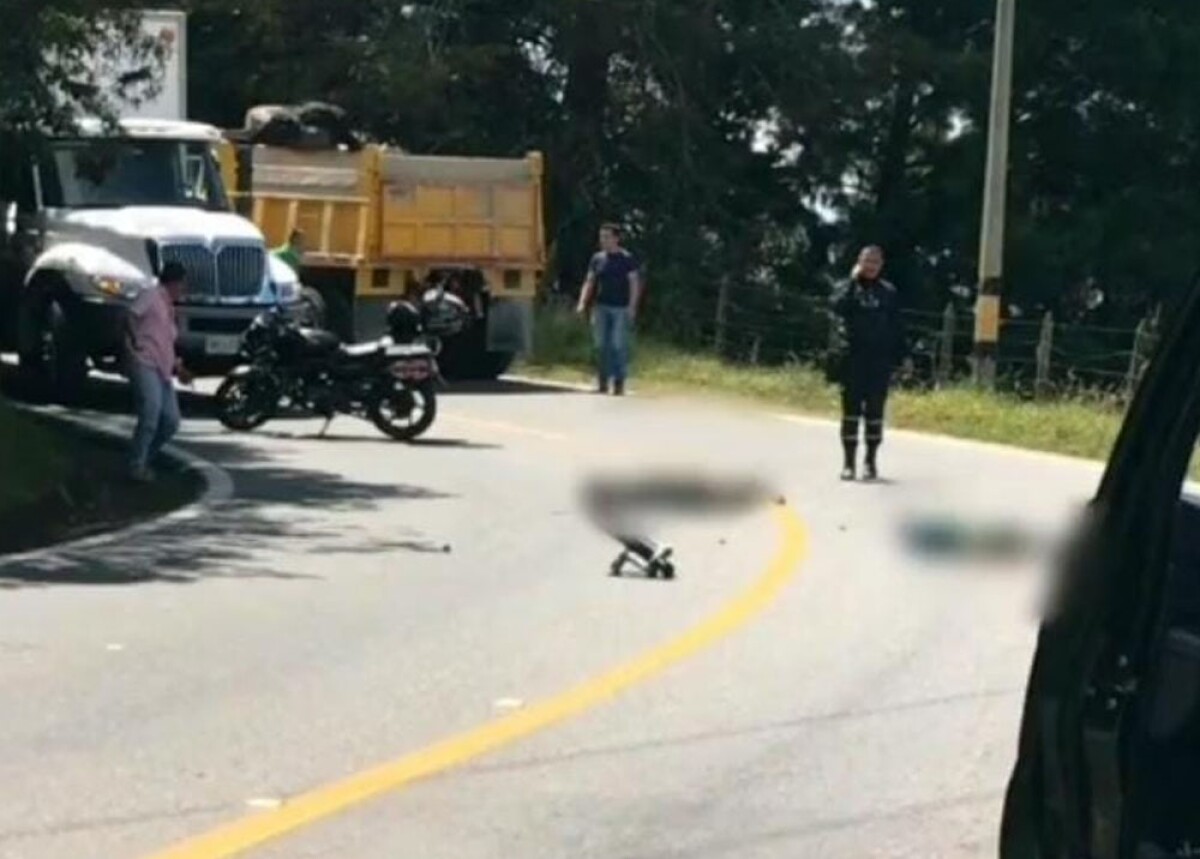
437;331;515;381
473;349;515;381
322;287;353;343
19;298;89;404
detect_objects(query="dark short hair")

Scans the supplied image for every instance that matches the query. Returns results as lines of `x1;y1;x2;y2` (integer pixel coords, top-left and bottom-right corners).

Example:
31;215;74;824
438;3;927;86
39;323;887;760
160;261;187;285
599;222;623;239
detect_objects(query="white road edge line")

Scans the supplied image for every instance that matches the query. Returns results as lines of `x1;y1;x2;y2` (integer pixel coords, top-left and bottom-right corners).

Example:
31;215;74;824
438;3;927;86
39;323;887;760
501;372;1107;473
0;404;234;568
502;373;594;393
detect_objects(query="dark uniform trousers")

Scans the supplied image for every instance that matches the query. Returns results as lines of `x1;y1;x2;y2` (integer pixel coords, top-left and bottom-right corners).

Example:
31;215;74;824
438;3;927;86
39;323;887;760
840;358;891;462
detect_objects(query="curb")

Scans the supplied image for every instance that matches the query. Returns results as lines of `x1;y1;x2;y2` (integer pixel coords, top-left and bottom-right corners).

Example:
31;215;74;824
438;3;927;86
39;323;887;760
0;404;234;567
503;373;595;394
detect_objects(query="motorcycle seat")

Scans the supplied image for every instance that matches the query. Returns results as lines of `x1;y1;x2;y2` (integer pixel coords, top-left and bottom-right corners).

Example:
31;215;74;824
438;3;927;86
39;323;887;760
341;341;386;358
385;343;433;358
298;328;341;353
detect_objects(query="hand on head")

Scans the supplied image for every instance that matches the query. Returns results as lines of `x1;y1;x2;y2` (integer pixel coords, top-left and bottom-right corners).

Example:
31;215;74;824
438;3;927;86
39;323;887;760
853;245;884;282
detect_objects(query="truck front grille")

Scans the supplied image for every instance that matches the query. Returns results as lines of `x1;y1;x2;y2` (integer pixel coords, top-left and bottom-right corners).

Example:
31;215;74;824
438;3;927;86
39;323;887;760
158;242;265;299
160;244;218;298
218;245;267;298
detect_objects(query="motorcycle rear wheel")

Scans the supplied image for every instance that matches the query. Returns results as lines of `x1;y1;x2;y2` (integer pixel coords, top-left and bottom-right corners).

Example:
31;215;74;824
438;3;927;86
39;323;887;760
215;371;277;432
368;380;437;441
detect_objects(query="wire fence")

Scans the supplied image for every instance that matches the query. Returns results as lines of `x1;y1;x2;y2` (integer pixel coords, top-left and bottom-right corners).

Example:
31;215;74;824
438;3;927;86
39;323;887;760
540;290;1163;402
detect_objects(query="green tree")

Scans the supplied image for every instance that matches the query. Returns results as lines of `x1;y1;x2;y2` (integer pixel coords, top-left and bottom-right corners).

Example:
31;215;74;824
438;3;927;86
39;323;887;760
0;1;165;134
173;0;1200;366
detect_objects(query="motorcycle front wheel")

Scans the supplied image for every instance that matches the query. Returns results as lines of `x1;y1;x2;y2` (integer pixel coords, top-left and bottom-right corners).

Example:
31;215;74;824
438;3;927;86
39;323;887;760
368;380;438;441
215;370;278;432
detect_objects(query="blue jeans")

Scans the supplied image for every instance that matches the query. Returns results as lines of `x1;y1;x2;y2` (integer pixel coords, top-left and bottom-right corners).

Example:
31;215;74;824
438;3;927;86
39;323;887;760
130;362;181;472
592;304;632;385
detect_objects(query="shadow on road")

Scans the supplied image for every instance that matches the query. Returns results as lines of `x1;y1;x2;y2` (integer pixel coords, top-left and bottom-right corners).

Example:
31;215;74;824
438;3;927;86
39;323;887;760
3;366;505;448
0;432;457;589
443;378;581;396
0;365;215;419
252;430;500;450
463;686;1022;779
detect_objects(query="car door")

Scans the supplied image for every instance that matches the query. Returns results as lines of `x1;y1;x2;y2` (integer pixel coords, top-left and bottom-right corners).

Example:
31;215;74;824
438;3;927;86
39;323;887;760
1001;278;1200;858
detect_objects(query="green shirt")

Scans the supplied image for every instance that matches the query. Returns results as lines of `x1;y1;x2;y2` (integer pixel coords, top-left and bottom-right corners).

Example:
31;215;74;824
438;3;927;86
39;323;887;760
272;245;302;272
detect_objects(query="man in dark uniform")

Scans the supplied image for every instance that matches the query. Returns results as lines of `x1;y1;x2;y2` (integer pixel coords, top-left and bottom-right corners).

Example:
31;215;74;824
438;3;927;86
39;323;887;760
829;245;906;482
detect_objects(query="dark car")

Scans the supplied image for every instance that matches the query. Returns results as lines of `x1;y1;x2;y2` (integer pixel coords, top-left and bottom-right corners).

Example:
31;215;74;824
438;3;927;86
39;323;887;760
1000;284;1200;858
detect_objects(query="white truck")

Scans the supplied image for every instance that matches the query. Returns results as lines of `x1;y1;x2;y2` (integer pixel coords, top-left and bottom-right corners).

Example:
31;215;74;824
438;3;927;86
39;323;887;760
0;9;301;402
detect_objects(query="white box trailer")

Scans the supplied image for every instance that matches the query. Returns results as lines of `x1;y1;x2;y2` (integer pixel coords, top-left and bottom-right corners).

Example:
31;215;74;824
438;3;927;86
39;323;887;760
90;8;188;121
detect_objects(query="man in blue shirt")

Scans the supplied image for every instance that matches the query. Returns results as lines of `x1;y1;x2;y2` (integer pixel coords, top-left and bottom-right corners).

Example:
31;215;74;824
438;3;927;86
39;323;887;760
576;223;642;395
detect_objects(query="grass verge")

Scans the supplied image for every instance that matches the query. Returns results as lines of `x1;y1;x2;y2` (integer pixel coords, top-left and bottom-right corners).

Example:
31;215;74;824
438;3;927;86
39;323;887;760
0;399;203;558
517;307;1127;467
0;397;69;515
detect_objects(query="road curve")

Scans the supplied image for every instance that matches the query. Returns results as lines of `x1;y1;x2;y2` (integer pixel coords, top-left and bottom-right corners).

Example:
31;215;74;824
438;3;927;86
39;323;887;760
0;379;1103;859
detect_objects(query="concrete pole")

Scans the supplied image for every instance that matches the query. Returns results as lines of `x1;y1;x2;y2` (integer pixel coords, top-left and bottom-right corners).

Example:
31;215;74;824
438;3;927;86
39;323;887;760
973;0;1016;389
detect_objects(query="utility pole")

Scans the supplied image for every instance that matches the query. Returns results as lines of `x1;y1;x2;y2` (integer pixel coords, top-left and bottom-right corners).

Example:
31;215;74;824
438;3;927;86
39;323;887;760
973;0;1017;389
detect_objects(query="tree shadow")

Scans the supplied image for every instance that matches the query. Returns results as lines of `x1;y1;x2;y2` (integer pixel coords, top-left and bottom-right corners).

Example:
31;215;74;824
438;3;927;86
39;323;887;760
0;434;457;588
253;430;500;450
0;365;215;419
3;367;503;449
463;687;1022;779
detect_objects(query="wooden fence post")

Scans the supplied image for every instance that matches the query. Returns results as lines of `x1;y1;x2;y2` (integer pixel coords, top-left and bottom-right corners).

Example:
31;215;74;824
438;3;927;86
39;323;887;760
1035;311;1054;398
1125;305;1161;397
935;303;956;388
714;277;730;355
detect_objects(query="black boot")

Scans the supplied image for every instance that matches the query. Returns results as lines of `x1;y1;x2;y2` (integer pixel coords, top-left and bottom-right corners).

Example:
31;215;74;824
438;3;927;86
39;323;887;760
864;443;880;481
841;441;858;481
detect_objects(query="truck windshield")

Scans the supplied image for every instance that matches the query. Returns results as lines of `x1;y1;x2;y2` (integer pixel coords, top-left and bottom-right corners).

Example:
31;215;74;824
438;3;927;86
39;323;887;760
43;138;230;211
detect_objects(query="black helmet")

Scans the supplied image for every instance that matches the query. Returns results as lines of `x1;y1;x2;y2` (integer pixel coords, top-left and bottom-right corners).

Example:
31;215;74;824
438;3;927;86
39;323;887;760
386;300;422;343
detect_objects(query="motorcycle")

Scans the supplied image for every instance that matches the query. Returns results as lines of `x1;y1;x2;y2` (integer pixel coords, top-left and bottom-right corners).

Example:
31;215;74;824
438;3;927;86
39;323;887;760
214;289;469;441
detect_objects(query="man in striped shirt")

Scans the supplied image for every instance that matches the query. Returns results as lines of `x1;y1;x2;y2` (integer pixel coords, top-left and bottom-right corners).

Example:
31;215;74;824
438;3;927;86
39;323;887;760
125;262;192;482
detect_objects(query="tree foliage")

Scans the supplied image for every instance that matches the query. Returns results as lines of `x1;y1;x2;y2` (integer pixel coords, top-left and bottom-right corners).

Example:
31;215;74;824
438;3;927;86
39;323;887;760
14;0;1200;357
0;0;165;135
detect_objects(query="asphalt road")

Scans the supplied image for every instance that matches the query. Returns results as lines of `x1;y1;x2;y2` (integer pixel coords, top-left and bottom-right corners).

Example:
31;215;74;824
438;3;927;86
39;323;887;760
0;377;1105;859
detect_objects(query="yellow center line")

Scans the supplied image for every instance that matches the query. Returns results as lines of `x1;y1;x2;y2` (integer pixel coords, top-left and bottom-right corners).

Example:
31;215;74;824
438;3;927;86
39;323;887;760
142;505;808;859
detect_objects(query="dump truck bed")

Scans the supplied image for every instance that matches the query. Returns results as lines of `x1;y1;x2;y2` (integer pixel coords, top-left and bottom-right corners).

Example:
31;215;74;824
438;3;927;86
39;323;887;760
236;145;545;282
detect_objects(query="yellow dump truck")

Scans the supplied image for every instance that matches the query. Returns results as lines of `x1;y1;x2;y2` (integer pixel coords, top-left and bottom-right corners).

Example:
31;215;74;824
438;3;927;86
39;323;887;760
215;139;546;379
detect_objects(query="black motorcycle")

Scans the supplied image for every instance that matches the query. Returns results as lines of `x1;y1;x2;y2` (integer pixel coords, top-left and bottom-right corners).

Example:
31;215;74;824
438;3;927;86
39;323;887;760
214;293;466;441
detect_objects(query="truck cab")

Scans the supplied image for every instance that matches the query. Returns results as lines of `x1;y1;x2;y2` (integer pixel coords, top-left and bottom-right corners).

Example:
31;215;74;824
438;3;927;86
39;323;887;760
0;117;302;401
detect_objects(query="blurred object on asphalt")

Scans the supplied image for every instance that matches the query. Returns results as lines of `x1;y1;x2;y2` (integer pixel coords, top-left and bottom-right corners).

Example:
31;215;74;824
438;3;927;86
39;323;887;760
579;469;783;577
899;512;1061;568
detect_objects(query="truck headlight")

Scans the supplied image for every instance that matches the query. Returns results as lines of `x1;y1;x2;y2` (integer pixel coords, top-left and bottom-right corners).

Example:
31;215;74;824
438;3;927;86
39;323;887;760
91;275;142;300
275;280;298;302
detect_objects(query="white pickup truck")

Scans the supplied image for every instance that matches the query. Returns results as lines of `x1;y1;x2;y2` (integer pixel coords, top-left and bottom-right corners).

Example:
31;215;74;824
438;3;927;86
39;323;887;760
0;10;301;402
